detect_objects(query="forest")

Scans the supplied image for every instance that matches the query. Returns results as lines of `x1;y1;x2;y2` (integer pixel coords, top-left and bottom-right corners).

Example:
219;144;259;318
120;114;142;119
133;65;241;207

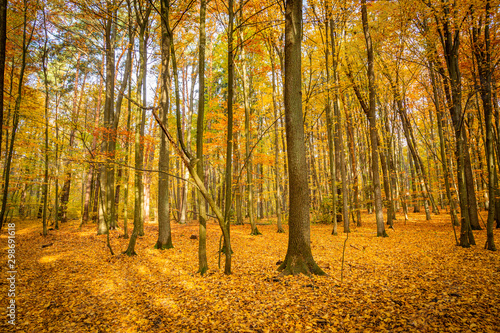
1;0;500;331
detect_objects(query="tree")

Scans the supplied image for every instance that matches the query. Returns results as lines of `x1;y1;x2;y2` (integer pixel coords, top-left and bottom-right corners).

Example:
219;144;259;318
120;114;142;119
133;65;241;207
155;0;173;250
197;0;208;274
41;4;49;237
277;0;325;276
330;13;349;234
0;0;7;160
347;0;387;237
222;0;235;274
427;0;476;246
472;0;496;251
239;0;260;236
124;0;151;255
268;38;284;234
0;0;35;231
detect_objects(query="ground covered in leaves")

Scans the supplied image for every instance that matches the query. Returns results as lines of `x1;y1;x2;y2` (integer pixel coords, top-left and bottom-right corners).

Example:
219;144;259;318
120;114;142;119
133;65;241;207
1;212;500;332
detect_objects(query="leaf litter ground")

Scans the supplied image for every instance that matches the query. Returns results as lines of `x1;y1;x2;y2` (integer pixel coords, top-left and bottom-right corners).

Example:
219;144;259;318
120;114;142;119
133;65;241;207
1;212;499;332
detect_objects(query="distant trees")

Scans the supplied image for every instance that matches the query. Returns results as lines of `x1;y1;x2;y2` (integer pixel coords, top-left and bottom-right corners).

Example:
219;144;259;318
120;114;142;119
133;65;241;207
1;0;498;270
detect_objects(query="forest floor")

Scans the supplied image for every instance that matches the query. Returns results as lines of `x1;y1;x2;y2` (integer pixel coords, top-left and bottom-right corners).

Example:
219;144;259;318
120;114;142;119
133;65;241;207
1;211;500;332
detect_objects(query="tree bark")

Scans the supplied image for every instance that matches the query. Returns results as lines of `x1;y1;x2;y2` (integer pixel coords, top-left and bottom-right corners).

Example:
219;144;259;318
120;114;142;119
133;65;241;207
472;1;496;250
361;0;386;237
221;0;234;275
0;1;33;231
41;7;49;236
156;0;173;250
278;0;325;276
435;2;476;246
197;0;208;274
125;0;151;255
239;1;259;235
429;60;459;227
325;18;337;235
346;103;361;226
0;0;7;160
330;21;349;233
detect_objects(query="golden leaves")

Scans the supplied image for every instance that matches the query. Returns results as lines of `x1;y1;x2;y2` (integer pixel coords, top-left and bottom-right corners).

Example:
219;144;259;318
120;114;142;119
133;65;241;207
1;212;499;332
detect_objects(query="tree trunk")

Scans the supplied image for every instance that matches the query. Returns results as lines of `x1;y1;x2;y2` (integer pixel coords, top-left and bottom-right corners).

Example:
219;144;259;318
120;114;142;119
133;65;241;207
122;73;133;238
41;8;49;236
0;2;32;230
436;3;476;247
234;133;243;225
197;0;208;275
239;4;259;235
155;0;173;250
346;105;361;226
221;0;234;275
325;18;337;235
428;60;459;227
125;0;151;255
278;0;325;276
361;0;386;237
328;18;349;233
0;0;6;160
473;1;496;250
179;66;196;225
270;44;284;233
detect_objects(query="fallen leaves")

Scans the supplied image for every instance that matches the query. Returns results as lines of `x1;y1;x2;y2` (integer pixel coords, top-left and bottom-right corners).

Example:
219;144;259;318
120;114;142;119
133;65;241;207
0;211;499;332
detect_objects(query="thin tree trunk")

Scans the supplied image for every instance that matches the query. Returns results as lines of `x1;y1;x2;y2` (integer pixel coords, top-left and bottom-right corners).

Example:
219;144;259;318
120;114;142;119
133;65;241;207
436;5;476;246
234;133;243;225
361;0;386;237
125;0;151;255
0;0;6;161
179;66;196;225
325;18;337;235
473;1;496;250
239;3;259;235
329;18;349;233
270;43;284;233
220;0;235;275
0;1;33;230
41;7;49;236
346;104;361;226
197;0;208;274
428;60;459;227
122;75;132;239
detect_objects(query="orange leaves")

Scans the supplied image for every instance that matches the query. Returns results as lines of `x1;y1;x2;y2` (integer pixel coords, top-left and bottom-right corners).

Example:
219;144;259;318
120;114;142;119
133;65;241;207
2;212;500;332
